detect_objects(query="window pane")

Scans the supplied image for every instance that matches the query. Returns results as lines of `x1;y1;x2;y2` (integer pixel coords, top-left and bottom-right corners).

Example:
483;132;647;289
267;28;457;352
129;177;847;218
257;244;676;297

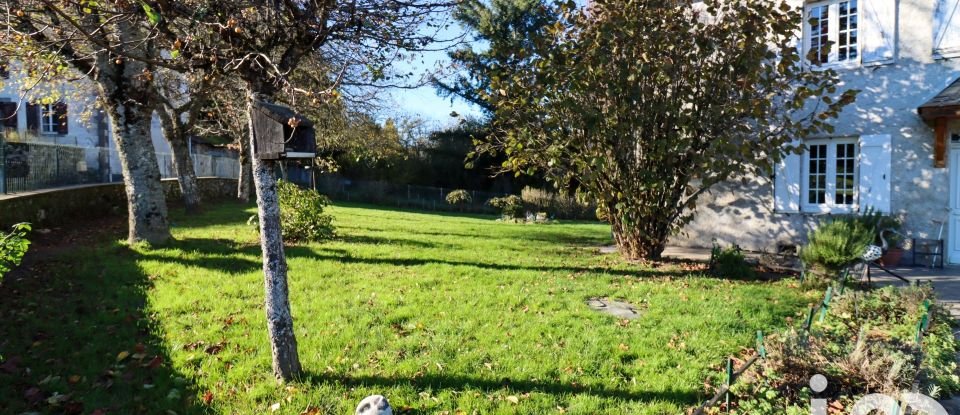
834;143;857;205
809;5;830;64
41;104;56;134
837;1;858;62
807;144;828;205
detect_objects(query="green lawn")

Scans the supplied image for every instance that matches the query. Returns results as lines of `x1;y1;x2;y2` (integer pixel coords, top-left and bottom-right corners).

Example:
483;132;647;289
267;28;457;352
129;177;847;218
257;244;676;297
0;202;816;414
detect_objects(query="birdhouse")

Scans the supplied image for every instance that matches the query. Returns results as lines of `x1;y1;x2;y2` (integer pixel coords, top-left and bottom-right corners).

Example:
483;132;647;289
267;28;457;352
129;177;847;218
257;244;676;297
251;101;317;160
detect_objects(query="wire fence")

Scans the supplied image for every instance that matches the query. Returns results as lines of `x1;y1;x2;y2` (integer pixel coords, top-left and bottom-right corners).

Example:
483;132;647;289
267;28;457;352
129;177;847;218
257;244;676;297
1;140;239;194
156;152;240;180
311;174;512;214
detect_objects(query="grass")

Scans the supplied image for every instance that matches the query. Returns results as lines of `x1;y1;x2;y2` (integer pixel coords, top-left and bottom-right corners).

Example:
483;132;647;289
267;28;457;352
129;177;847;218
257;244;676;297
0;202;816;414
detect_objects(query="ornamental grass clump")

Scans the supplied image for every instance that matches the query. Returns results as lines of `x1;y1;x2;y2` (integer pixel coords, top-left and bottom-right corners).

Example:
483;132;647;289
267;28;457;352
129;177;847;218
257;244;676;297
799;216;874;282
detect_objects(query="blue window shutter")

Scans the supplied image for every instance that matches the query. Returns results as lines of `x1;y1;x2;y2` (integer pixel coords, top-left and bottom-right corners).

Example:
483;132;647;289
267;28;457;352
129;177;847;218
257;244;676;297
774;141;802;213
861;0;897;65
858;134;892;214
934;0;960;56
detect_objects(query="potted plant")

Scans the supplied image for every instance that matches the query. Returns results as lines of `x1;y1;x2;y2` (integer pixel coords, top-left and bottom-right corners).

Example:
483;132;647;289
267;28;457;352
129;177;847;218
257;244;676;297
859;209;904;267
878;225;905;267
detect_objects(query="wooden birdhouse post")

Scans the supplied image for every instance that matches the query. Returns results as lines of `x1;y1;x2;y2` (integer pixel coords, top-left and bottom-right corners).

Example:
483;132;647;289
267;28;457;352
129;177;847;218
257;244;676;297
251;101;317;160
247;100;316;381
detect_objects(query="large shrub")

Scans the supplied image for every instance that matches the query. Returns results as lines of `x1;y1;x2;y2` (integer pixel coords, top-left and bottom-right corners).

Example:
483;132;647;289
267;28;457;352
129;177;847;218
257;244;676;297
276;180;335;242
445;189;472;206
520;187;596;220
800;216;874;280
487;195;525;220
0;222;31;280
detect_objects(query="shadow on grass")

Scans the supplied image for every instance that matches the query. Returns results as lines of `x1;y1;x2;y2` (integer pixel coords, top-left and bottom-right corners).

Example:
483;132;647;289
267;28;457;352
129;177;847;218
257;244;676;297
333;201;498;221
285;247;681;279
337;234;454;249
0;240;204;414
304;371;701;409
396;227;612;248
152;238;681;279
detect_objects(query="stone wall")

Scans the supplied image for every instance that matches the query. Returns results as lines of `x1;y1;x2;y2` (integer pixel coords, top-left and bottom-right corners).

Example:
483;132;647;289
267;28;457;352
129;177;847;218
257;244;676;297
0;178;238;228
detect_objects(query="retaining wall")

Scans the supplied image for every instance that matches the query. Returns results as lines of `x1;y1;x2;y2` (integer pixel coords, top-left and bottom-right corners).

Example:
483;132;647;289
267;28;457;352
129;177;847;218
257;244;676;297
0;178;238;228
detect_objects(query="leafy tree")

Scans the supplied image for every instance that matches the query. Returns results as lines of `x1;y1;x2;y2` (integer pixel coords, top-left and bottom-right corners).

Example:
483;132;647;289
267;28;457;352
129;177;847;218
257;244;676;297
149;0;456;381
154;69;219;213
3;2;173;244
480;0;857;260
434;0;561;113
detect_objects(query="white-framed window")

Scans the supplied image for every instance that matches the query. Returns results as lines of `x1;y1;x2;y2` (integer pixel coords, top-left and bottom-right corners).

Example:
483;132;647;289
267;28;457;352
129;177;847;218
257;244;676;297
802;138;859;212
40;103;57;134
805;0;860;66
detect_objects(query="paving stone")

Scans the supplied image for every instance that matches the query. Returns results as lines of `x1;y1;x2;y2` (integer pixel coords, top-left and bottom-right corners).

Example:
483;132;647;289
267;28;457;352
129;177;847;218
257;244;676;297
586;297;641;319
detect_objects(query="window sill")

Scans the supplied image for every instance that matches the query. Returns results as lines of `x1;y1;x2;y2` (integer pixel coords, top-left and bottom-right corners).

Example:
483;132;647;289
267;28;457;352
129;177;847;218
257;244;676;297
806;61;862;71
862;58;895;67
934;50;960;60
801;205;858;215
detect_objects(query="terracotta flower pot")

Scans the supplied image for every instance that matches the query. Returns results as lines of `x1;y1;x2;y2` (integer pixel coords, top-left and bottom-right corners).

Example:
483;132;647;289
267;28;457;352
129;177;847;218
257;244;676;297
879;248;904;267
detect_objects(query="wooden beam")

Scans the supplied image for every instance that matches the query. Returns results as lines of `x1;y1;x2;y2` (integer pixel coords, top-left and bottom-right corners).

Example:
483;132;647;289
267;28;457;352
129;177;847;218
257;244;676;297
935;117;947;168
919;106;960;120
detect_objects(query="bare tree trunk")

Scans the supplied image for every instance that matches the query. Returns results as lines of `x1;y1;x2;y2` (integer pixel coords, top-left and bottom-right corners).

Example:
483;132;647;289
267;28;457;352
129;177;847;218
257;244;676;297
237;135;253;202
157;108;201;213
95;31;170;245
246;84;301;381
608;206;667;261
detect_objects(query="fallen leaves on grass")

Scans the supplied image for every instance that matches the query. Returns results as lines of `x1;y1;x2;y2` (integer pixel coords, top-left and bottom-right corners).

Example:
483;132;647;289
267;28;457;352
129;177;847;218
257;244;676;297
204;342;225;355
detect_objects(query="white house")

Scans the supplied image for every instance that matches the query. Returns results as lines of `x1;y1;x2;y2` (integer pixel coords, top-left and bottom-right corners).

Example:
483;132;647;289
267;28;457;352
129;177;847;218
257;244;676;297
675;0;960;264
0;63;237;192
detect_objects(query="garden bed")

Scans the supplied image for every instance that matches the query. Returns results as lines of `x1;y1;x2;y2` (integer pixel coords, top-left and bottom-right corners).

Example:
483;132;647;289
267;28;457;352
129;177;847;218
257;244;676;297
710;284;959;414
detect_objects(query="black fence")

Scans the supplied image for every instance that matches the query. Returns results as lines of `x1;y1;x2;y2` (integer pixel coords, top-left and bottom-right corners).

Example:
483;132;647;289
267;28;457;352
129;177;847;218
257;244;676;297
1;141;114;193
1;141;239;195
311;174;510;214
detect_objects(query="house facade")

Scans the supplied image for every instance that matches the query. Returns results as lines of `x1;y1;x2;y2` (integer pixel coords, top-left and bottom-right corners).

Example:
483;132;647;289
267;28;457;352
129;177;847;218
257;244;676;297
0;64;238;192
675;0;960;263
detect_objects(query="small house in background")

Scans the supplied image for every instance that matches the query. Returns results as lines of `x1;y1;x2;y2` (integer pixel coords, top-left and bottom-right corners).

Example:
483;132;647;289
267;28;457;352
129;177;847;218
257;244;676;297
251;101;316;160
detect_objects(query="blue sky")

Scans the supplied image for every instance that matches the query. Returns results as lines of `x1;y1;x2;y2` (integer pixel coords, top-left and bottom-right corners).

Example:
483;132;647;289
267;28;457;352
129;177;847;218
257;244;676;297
385;51;484;124
386;0;589;124
383;16;485;124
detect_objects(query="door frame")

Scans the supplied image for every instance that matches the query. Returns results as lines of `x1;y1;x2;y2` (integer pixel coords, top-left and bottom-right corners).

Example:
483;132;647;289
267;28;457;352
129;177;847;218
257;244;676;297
948;144;960;264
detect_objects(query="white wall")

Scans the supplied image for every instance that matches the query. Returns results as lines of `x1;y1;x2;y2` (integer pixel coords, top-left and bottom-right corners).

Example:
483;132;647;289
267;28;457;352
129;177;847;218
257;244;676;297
674;0;960;251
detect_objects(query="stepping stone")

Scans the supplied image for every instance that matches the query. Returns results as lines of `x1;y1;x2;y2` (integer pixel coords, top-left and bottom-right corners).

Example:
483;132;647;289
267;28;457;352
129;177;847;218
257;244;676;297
587;297;641;319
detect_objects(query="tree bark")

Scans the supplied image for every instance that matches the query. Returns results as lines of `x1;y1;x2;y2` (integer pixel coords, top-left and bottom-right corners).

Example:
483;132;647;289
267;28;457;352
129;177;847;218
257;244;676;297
237;135;253;202
94;25;170;245
608;206;668;261
246;83;301;381
157;107;201;213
